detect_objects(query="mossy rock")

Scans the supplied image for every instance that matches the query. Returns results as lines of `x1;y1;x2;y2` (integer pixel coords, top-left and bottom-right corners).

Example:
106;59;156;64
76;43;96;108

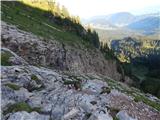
5;83;21;90
3;102;41;115
1;51;13;66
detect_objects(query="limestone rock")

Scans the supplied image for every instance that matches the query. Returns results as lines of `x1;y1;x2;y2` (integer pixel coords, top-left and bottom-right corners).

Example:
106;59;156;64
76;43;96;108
82;80;108;94
63;108;79;119
116;110;137;120
7;111;49;120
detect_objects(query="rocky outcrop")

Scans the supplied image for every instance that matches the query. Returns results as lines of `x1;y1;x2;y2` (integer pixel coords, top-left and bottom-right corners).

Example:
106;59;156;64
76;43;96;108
1;48;160;120
1;21;121;81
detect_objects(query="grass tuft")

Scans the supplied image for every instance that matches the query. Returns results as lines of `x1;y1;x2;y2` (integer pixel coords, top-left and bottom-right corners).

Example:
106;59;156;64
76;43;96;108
3;102;41;115
31;74;41;84
1;51;12;66
5;83;21;90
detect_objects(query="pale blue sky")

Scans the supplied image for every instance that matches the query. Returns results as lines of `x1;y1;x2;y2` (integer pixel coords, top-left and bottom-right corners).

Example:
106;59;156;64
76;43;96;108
56;0;160;18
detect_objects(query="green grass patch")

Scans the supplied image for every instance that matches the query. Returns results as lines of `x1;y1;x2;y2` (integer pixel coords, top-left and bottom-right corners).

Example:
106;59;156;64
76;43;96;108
5;83;21;90
1;51;12;66
3;102;41;115
133;94;160;111
31;74;39;81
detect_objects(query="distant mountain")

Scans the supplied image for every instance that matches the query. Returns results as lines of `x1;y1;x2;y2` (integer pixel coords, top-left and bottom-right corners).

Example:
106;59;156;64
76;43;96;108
135;13;160;22
127;17;160;35
111;37;160;97
106;12;135;26
83;12;135;29
84;12;160;34
83;16;117;30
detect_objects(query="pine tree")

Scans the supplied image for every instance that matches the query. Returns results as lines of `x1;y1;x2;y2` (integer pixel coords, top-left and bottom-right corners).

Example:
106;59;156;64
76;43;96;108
54;3;61;17
47;0;56;14
61;5;70;18
75;16;80;24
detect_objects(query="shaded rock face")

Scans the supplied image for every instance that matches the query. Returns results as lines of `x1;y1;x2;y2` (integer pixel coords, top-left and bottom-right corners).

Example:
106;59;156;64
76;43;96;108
1;21;121;81
1;49;160;120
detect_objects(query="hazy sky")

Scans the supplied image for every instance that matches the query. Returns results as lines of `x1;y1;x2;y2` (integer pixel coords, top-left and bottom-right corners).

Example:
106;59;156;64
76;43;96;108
56;0;160;18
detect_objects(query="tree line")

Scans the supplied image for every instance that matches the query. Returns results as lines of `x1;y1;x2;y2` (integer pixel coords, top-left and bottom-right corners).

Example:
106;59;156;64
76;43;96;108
23;0;100;48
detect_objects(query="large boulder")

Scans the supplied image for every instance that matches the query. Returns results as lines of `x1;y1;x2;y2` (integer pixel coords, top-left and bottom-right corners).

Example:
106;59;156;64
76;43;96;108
116;110;137;120
82;80;109;94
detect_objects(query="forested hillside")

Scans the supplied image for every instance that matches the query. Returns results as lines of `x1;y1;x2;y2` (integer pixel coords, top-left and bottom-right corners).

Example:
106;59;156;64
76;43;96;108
111;37;160;98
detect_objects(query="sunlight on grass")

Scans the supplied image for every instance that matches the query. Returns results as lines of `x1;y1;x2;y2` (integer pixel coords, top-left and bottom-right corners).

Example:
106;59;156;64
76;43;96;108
19;0;50;11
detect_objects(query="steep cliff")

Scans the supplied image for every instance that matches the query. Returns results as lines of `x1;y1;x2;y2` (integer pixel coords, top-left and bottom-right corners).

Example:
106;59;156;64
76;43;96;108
1;21;121;81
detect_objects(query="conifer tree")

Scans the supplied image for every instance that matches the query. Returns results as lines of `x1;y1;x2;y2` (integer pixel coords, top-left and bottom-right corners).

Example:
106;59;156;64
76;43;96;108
75;16;80;24
61;5;70;18
47;0;56;14
54;3;61;16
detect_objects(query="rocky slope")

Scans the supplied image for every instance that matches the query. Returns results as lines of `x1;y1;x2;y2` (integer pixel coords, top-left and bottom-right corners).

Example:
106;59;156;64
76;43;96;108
1;47;160;120
1;22;160;120
1;21;122;81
